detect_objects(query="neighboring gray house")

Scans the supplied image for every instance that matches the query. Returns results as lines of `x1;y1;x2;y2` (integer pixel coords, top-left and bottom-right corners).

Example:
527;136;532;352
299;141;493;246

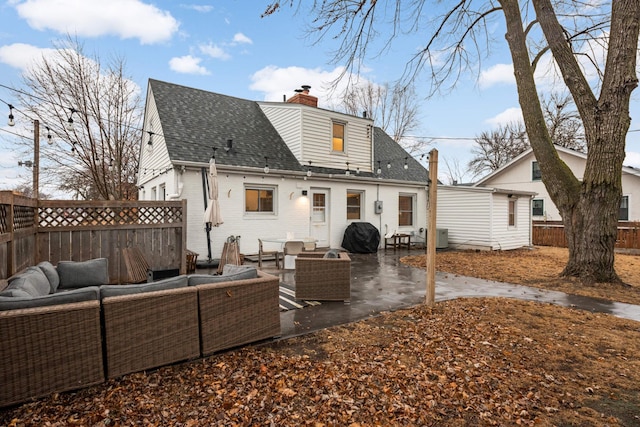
138;79;431;259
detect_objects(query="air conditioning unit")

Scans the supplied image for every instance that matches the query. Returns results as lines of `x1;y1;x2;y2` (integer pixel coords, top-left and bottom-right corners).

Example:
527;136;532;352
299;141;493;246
435;228;448;249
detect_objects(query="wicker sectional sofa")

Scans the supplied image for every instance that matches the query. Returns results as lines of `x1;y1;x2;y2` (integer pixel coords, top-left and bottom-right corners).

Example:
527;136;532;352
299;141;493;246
0;259;280;408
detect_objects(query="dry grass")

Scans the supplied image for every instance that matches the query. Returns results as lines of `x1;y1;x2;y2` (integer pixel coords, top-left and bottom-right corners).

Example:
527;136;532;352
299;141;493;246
402;246;640;305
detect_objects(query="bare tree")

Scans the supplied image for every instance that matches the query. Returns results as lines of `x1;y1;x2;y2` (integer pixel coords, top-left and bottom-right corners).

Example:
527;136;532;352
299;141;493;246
468;122;529;178
542;93;586;152
264;1;638;284
338;81;422;147
442;157;471;185
15;36;142;200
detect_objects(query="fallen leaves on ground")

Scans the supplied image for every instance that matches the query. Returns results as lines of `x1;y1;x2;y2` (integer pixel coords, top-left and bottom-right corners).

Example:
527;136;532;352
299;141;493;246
2;246;640;426
2;298;640;426
402;246;640;305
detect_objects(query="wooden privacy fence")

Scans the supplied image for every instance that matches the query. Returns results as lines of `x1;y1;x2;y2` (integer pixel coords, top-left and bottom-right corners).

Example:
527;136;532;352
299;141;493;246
0;191;187;284
533;220;640;250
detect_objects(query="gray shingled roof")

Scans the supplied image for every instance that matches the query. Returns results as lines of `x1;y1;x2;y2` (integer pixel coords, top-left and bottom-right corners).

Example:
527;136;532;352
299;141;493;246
150;79;303;172
149;79;430;182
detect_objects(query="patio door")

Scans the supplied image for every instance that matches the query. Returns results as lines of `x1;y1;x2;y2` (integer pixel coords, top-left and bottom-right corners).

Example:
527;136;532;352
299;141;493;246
310;188;330;248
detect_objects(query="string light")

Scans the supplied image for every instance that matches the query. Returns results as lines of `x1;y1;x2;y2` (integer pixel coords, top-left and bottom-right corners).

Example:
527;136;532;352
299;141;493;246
8;104;15;126
345;161;350;176
46;126;53;144
65;107;77;131
264;156;269;174
306;161;312;177
376;160;382;175
146;131;154;153
404;157;409;170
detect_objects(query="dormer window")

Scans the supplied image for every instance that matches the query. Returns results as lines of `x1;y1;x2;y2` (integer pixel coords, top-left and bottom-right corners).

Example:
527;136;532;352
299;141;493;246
332;121;345;152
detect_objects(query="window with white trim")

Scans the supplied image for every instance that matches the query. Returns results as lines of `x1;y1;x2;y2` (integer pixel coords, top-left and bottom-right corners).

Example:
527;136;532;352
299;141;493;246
399;194;415;226
620;195;629;221
245;186;275;214
332;121;345;152
347;191;363;220
532;199;544;216
508;199;517;226
532;161;541;181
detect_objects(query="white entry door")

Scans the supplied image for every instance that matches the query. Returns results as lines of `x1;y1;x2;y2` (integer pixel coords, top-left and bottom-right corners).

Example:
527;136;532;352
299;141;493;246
310;188;330;248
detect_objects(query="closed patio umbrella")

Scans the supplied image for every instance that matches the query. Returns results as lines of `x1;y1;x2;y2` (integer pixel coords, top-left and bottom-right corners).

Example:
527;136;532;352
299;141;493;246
203;158;223;228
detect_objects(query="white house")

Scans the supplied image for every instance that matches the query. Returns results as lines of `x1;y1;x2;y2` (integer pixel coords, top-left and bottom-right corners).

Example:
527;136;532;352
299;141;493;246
474;146;640;222
137;79;432;260
436;185;536;250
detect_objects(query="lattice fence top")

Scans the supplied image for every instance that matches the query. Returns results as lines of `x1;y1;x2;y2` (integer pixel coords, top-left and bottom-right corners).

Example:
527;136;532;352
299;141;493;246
14;205;36;231
38;205;183;228
0;204;7;234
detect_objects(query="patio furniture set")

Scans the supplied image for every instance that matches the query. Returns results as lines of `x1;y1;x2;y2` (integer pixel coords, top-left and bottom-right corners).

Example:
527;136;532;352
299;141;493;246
0;257;280;408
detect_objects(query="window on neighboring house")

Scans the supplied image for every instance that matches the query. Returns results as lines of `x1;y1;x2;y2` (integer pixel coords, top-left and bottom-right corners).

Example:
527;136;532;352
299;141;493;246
245;186;275;213
151;186;157;200
508;199;517;226
620;195;629;221
159;183;166;201
532;199;544;216
332;122;345;152
347;191;363;220
399;194;415;226
532;161;542;181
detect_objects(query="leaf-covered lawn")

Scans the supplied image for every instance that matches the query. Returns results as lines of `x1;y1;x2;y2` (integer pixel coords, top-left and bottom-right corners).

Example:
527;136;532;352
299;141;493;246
2;298;639;426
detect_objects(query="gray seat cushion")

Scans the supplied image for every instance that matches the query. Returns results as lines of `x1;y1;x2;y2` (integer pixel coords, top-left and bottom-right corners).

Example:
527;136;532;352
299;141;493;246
188;267;257;286
100;275;188;298
6;267;51;297
57;258;109;289
0;286;100;311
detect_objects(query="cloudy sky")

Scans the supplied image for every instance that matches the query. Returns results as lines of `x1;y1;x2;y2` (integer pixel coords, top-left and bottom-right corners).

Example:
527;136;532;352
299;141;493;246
0;0;639;194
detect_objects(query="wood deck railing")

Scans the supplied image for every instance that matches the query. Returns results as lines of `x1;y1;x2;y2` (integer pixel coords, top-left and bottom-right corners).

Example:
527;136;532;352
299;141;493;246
0;191;187;283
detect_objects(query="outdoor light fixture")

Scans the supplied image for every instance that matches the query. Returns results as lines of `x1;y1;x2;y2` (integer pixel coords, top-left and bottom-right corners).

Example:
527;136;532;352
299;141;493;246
46;126;53;144
345;162;350;176
264;156;269;174
18;160;33;168
65;107;77;131
404;157;409;170
146;131;154;153
8;104;15;127
376;160;382;175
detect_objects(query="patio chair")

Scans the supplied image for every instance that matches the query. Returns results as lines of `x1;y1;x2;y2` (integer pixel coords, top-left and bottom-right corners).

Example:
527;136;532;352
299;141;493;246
303;240;317;251
283;240;305;269
258;239;281;269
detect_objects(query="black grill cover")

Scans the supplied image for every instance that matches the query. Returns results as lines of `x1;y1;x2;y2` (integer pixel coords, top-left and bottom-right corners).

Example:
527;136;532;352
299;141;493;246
341;222;380;253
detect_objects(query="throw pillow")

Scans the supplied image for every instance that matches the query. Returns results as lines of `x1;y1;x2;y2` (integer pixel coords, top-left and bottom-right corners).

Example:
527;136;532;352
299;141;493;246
57;258;109;289
37;261;60;292
323;249;340;259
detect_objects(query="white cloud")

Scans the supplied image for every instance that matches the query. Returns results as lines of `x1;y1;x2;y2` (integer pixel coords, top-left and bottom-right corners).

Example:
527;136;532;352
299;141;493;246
478;63;515;89
624;151;640;168
199;43;230;60
0;43;57;70
169;55;210;75
485;107;523;127
181;4;213;13
13;0;179;44
250;65;354;108
232;33;252;45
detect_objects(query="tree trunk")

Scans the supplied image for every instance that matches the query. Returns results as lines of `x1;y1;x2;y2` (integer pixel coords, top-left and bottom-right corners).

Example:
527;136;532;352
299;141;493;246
499;0;640;283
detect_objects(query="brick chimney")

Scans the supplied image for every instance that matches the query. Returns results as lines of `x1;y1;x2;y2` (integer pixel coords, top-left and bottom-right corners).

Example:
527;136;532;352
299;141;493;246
286;85;318;108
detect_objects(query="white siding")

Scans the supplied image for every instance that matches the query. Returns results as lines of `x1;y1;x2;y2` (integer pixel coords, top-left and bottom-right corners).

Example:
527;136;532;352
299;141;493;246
138;87;173;190
437;186;493;250
259;102;373;173
479;149;640;222
259;104;303;158
178;171;427;258
436;186;532;250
